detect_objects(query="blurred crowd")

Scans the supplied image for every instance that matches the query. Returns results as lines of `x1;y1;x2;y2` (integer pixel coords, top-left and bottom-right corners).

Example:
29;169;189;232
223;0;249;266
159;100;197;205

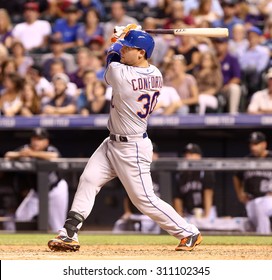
1;0;272;117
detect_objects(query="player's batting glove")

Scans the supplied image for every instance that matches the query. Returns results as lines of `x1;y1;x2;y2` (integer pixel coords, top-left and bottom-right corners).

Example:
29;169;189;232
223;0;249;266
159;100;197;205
111;24;142;43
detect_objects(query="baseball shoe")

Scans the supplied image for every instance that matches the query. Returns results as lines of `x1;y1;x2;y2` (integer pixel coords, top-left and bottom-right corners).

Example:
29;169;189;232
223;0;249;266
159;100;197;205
48;229;80;252
175;233;202;251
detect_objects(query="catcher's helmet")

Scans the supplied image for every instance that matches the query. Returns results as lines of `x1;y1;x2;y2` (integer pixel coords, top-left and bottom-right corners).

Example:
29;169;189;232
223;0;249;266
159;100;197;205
119;30;155;58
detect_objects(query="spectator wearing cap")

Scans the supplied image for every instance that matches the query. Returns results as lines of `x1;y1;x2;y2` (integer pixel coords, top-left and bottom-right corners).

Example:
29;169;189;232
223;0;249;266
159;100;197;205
88;35;105;57
173;143;217;220
4;128;69;232
12;2;52;51
27;64;54;105
233;131;272;234
48;59;78;96
40;36;76;80
213;37;242;113
239;26;270;98
247;68;272;114
52;4;82;51
76;7;104;48
212;0;244;39
42;73;77;116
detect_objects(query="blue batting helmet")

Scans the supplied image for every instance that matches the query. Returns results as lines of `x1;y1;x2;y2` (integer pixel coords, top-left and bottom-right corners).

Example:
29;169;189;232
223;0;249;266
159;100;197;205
119;30;155;58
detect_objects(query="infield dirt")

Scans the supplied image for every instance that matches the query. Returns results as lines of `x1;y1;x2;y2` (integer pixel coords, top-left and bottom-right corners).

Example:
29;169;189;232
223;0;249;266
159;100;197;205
0;245;271;260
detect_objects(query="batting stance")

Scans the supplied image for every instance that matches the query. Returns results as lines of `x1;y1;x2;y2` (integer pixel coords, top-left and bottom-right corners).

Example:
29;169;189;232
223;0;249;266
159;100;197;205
48;26;202;252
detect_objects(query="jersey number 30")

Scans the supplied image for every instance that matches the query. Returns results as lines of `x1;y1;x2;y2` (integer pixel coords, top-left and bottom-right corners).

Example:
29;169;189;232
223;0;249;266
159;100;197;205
137;91;160;118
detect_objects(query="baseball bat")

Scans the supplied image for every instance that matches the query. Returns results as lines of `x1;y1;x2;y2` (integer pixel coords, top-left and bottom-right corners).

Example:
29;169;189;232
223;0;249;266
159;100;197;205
145;28;229;38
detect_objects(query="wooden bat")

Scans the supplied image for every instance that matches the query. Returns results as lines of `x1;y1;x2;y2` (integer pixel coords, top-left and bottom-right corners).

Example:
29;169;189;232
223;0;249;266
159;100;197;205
145;28;229;38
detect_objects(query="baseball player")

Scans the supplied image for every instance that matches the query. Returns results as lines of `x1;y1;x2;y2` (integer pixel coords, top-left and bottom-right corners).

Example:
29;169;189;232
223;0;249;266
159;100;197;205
173;143;217;219
233;131;272;234
48;26;202;252
4;128;69;232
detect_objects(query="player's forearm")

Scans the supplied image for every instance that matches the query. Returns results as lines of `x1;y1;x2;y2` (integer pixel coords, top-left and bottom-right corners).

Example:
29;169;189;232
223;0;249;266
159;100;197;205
28;151;59;160
4;151;21;159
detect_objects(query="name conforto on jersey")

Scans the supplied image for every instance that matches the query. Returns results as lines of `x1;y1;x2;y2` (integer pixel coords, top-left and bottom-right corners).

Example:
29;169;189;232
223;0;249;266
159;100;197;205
131;76;163;91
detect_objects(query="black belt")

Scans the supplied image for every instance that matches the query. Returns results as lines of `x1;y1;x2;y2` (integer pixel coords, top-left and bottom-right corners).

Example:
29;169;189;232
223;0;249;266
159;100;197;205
110;132;148;142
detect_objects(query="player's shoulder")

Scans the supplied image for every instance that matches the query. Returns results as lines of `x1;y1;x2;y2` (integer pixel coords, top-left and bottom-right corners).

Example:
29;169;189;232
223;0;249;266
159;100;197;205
107;61;124;69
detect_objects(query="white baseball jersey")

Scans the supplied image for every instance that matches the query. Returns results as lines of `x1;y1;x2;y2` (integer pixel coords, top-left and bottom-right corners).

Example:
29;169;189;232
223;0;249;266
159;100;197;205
70;60;200;241
105;62;163;135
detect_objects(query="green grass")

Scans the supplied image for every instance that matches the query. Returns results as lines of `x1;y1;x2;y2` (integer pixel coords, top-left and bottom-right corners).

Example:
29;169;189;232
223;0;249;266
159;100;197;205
0;233;272;246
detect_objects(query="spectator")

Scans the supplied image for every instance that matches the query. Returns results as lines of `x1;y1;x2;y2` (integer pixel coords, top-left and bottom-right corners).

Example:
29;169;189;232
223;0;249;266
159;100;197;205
20;81;41;116
69;47;92;89
191;0;220;27
52;4;82;51
45;0;73;19
247;68;272;114
194;51;223;114
162;0;195;29
76;0;105;20
40;36;76;80
212;0;244;39
164;33;200;75
233;131;272;234
76;7;104;48
27;64;54;105
12;2;51;52
164;54;199;114
77;70;108;115
173;143;217;219
10;41;34;76
48;59;78;97
262;18;272;68
242;0;266;27
228;23;249;60
0;8;13;49
153;86;181;115
0;58;18;85
88;35;105;58
103;1;138;44
88;52;105;81
258;0;272;18
4;128;69;232
239;26;270;98
112;143;161;234
0;73;24;117
0;44;9;67
234;0;250;22
42;73;77;116
183;0;223;18
142;17;169;67
213;37;242;114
